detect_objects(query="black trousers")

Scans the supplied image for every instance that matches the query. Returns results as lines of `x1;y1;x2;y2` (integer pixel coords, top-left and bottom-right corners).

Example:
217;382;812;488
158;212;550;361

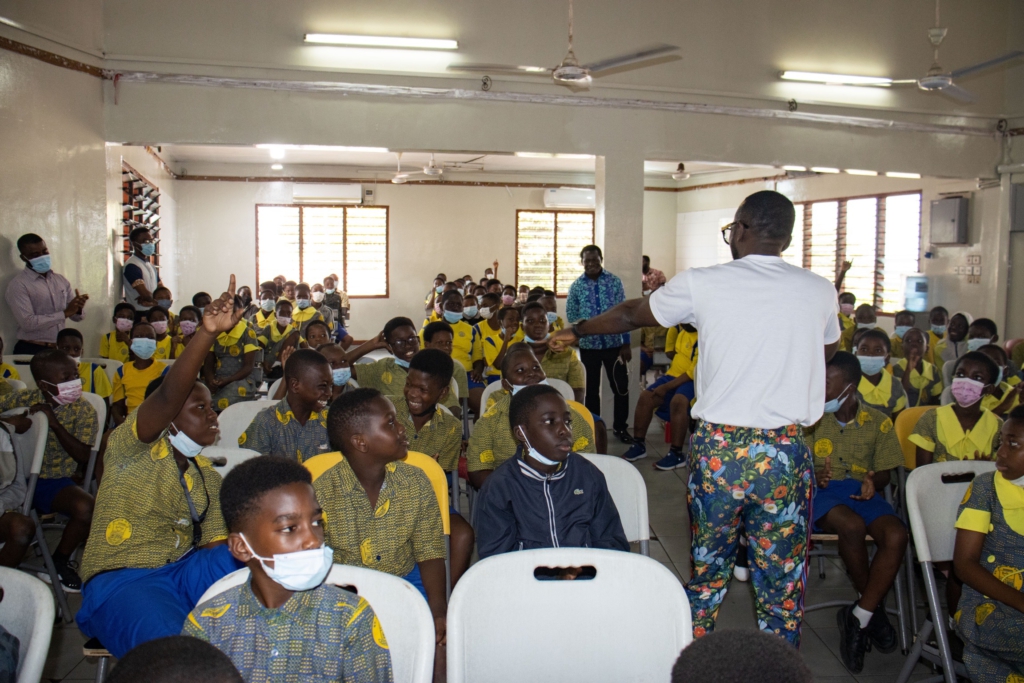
13;340;53;354
580;347;630;432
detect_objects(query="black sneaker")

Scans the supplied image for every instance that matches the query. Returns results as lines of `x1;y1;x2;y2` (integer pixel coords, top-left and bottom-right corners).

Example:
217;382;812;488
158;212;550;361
865;604;898;654
613;429;634;444
837;604;868;673
39;559;82;593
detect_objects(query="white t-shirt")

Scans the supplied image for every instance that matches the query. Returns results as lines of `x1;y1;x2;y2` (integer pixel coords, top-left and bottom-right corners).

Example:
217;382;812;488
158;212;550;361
649;255;841;429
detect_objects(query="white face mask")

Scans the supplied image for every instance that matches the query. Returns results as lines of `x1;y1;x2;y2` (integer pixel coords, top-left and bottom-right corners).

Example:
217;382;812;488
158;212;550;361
311;291;325;303
478;306;494;320
518;429;560;466
510;379;549;395
240;534;334;591
168;423;204;458
1009;473;1024;488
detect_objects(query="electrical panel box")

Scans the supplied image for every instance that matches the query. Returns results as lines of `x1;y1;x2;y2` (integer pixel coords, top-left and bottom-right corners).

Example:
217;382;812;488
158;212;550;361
930;196;968;244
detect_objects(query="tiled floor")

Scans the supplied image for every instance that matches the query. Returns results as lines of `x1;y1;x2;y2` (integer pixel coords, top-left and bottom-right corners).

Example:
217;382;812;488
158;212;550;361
40;421;941;682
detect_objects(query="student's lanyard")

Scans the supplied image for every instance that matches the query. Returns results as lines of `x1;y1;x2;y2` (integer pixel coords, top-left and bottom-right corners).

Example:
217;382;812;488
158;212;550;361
177;462;210;549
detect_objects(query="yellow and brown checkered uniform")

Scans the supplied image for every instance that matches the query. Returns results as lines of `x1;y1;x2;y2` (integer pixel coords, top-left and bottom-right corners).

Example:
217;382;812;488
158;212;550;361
0;389;97;479
210;320;262;411
908;404;1002;463
389;395;462;472
356;357;458;411
806;400;904;482
239;398;330;463
80;411;227;582
540;348;585;390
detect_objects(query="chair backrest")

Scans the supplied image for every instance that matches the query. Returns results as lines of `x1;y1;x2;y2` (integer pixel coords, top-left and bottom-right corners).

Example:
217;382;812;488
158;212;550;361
894;406;934;470
906;460;995;563
1;355;33;365
480;381;503;412
404;451;450;535
216;400;274;447
268;378;283;400
940;386;953;406
579;454;649;544
0;567;54;683
198;565;435;683
79;392;107;450
80;358;122;384
4;412;49;515
942;359;955;389
355;349;393;365
438;404;454;417
203;446;261;477
1005;338;1024;356
449;377;459;400
546;377;575;403
447;548;691;683
4;380;26;391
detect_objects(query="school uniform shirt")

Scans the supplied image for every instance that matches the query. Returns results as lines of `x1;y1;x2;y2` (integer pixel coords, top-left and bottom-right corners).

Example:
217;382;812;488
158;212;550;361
238;398;329;463
451;362;469;401
479;326;525;379
305;453;445;577
356;357;459;412
312;304;335;332
0;389;98;479
122;254;158;311
475;452;629;559
256;321;301;364
289;306;324;336
857;371;907;418
112;361;169;414
639;326;667;352
80;411;227;583
926;330;944;366
183;578;393;683
890;358;943;407
153;335;176;360
323;291;348;316
100;331;130;363
0;364;19;381
981;377;1022;414
908;405;1002;462
539;348;586;391
667;328;699;379
420;312;441;330
890;334;906;360
0;426;27;513
389;395;462;472
467;391;596;473
78;361;113;399
806;400;904;482
252;309;275;329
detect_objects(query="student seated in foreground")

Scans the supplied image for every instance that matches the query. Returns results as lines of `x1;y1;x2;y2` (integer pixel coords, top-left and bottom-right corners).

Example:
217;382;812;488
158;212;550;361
240;349;331;462
76;277;246;658
184;456;393;683
56;327;113;403
670;628;813;683
520;302;585;404
474;384;628;559
319;343;354;401
854;329;907;418
106;636;243;683
952;405;1024;683
806;352;907;674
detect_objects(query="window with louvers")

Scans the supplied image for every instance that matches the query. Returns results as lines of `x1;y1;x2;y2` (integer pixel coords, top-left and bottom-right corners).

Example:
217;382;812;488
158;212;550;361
516;210;595;295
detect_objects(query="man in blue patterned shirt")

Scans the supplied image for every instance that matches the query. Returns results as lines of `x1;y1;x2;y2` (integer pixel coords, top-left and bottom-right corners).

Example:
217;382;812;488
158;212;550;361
565;245;632;442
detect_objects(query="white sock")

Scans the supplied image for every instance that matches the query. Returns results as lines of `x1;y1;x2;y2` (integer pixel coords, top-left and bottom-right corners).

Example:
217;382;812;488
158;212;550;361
853;604;873;629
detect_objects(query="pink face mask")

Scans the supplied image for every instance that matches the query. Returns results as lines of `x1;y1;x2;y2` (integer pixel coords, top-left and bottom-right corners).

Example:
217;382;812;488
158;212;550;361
179;320;198;336
45;379;83;406
840;303;854;316
502;295;515;306
950;377;986;407
115;318;133;332
151;320;168;335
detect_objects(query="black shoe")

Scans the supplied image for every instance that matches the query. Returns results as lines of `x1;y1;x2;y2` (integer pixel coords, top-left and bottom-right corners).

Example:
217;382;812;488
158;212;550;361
837;604;868;673
865;604;898;654
613;429;634;444
39;559;82;593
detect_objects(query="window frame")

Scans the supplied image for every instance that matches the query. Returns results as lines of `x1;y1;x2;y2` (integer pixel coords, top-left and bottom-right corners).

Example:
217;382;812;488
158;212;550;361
121;162;161;270
254;203;390;298
514;209;596;298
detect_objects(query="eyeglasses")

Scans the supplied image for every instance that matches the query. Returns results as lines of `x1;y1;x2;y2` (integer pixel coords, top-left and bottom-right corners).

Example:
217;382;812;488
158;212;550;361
721;221;745;245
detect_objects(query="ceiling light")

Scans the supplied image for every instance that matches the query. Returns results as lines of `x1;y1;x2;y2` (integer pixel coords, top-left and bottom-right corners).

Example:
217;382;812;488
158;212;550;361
810;167;841;174
845;169;878;176
271;163;283;171
779;71;892;86
514;152;595;160
304;34;458;50
268;147;286;160
782;165;807;172
886;171;921;179
256;144;389;154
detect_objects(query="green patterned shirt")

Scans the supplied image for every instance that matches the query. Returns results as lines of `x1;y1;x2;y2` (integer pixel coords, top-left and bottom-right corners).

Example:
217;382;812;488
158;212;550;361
239;398;330;463
356;358;458;410
0;389;97;479
806;401;904;482
389;395;462;472
540;348;586;390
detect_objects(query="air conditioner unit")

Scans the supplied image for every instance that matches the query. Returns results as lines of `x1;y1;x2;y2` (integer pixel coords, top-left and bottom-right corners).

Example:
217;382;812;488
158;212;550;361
544;187;596;209
292;183;363;204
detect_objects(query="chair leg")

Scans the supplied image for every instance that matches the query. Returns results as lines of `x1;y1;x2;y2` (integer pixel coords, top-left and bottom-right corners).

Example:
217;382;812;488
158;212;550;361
83;449;98;497
921;563;957;683
895;619;933;683
639;539;650;557
817;554;826;579
95;655;109;683
891;560;910;654
450;469;460;515
445;536;452;601
31;510;73;623
906;539;920;637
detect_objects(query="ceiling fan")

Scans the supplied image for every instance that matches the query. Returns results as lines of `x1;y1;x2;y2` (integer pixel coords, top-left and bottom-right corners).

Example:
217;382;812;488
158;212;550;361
388;153;485;183
448;0;678;87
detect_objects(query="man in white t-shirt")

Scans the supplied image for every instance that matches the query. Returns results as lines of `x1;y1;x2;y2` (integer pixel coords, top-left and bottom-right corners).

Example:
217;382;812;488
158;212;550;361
549;190;841;646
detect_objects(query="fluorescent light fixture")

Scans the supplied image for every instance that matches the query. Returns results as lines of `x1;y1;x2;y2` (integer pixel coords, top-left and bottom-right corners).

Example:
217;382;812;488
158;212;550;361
255;144;389;154
782;165;807;172
845;169;878;176
271;164;284;171
810;167;841;174
515;152;596;160
305;34;458;50
268;147;286;160
780;71;892;86
520;66;549;72
886;171;921;179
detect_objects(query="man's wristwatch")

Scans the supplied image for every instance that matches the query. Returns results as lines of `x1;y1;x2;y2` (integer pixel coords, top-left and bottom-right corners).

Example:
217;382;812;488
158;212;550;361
571;320;588;338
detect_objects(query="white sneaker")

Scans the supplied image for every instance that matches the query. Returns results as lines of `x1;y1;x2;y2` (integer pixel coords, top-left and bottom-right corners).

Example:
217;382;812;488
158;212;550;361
733;565;750;582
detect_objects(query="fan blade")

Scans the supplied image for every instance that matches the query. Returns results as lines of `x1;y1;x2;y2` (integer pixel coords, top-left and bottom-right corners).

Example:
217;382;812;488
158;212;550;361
447;63;554;76
583;44;679;75
939;84;977;103
949;51;1023;79
888;79;919;86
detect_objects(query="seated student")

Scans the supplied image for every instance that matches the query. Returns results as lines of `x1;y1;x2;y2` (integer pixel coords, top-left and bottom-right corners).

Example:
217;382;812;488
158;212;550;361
107;636;244;683
152;286;177;331
112;323;169;425
0;422;36;569
203;310;260;412
471;293;509;385
256;299;301;382
147;306;179;360
472;284;487;300
309;282;336;331
639;324;667;378
100;303;136;363
538;291;564;332
942;317;1002;387
334;323;355;350
303;319;333;350
280;280;297;305
241;349;331;462
475;384;628;559
516;283;529;304
0;337;19;381
891;327;942;407
427;291;481;395
347;317;420;396
889;310;916;359
486;278;503;296
175;305;202;350
500;284;517;308
468;344;596;490
421;321;468;415
0;349;97;590
235;285;257;321
521;302;586;404
291;283;326;335
838;291;856;331
320;343;354;401
56;328;113;403
183;457;393;683
252;285;278;328
977;344;1024;416
193;291;213;314
622;325;699;469
952;405;1024;683
303;388;448;644
854;329;907;418
926;305;949;365
480;306;524;388
911;351;1003;466
76;278;246;658
462;293;482;327
807;352;907;673
424;275;445;315
841;304;880;352
938;311;972;365
670;629;813;683
323;275;349;325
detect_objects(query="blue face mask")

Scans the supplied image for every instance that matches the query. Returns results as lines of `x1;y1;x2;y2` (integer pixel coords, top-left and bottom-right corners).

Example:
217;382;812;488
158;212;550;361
524;332;549;344
857;354;887;376
260;299;275;312
443;310;463;324
930;324;947;336
967;337;991;352
131;338;157;360
435;285;444;294
546;311;559;324
394;358;410;369
157;299;172;309
140;243;156;257
197;307;205;316
27;254;51;274
332;367;352;386
894;325;911;340
463;306;478;319
296;299;311;310
325;288;336;295
823;386;852;414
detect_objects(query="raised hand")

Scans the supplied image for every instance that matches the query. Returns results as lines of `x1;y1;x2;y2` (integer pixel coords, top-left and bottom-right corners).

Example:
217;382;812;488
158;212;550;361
202;275;243;335
850;471;876;500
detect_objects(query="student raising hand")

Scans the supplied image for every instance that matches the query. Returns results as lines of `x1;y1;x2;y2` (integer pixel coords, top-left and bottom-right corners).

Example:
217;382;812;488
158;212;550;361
201;275;244;334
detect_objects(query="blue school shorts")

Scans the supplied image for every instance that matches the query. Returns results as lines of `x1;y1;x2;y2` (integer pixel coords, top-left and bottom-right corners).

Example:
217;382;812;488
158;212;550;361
812;478;901;531
33;477;77;515
468;376;485;389
645;375;695;422
403;564;428;601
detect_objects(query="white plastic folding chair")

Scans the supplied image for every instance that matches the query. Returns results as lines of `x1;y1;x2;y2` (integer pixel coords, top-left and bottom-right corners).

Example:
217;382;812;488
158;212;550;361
0;567;54;683
267;378;283;400
4;380;26;392
15;375;36;392
198;565;435;683
80;392;107;494
580;453;650;556
479;381;503;412
895;460;996;683
546;377;575;403
202;446;261;477
215;400;274;447
448;548;691;683
355;349;392;365
939;386;953;406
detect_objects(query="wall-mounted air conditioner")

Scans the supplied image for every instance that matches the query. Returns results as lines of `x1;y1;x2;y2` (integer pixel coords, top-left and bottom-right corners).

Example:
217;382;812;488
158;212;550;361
293;183;363;204
544;187;596;209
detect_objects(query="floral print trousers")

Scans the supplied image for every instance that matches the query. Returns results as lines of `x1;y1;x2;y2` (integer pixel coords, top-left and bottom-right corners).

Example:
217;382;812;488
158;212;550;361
686;420;813;646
